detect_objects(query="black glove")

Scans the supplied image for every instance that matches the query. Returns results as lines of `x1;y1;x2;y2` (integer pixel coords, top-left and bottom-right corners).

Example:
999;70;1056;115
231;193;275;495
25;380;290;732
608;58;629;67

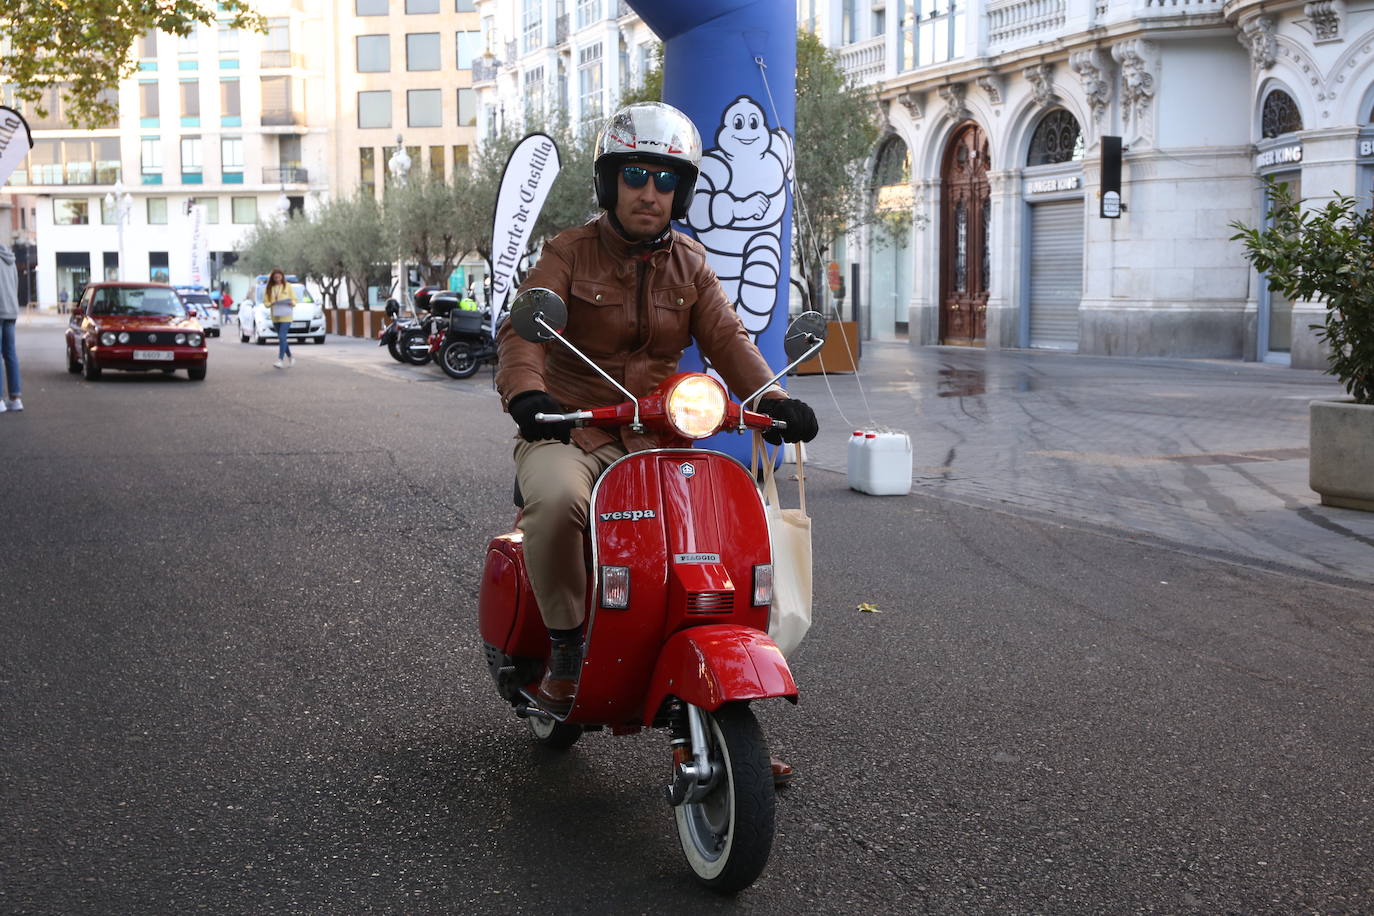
756;397;819;446
508;390;574;444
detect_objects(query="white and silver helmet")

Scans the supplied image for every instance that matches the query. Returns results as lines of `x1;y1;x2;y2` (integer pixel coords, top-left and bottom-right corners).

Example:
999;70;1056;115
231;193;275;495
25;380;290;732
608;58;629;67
593;102;702;221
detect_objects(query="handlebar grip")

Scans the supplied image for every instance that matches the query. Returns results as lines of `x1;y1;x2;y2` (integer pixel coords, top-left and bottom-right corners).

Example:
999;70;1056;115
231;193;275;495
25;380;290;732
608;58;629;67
533;410;590;425
771;419;788;430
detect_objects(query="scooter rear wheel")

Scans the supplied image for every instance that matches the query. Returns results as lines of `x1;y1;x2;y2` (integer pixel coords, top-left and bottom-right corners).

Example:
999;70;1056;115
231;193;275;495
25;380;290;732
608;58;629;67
528;715;582;750
673;702;774;893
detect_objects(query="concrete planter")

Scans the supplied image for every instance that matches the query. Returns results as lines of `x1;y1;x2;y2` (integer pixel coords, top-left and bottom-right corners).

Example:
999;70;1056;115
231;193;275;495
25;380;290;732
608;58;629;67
1309;399;1374;512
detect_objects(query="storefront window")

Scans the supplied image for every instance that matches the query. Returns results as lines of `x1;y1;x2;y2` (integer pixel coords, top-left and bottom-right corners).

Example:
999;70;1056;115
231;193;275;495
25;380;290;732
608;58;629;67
1027;109;1084;165
1261;89;1302;139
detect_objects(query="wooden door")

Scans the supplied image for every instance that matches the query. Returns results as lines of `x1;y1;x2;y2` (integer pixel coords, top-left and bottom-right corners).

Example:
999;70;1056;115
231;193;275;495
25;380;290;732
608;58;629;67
940;124;991;345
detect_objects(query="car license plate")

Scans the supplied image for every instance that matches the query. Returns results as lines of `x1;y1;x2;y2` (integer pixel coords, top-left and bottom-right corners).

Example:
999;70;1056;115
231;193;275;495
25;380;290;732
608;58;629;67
133;350;174;361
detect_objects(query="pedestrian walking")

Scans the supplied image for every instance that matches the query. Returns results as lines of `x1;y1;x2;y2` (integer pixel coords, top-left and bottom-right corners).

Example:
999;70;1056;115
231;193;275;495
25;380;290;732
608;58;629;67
0;244;22;413
57;288;68;314
263;269;296;369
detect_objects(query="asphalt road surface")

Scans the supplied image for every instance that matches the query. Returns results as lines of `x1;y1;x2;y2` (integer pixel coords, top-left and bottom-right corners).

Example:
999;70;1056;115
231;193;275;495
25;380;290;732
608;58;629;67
2;326;1371;915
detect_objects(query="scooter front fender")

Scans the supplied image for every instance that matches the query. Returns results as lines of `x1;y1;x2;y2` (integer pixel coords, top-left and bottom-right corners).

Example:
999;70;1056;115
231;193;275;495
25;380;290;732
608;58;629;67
642;624;798;725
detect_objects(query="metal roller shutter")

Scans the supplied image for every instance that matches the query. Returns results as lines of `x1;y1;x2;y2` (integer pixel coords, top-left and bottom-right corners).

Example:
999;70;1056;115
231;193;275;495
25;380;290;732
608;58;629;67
1028;200;1084;350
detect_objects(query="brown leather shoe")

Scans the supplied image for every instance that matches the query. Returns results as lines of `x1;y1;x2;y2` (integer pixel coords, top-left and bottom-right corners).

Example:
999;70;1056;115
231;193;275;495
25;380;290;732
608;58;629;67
535;641;582;716
770;756;794;787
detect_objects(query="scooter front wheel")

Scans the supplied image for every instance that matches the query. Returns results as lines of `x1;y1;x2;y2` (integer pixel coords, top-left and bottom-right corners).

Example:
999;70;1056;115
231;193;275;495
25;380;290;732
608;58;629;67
528;715;582;750
673;702;774;893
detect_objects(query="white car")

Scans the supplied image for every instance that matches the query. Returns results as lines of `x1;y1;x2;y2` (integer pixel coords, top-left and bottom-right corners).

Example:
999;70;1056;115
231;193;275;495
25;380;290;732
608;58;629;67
238;278;326;345
177;290;221;336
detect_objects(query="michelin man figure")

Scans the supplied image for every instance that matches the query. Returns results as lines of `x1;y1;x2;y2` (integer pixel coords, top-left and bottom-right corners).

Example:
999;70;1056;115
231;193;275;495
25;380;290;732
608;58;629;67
685;95;794;343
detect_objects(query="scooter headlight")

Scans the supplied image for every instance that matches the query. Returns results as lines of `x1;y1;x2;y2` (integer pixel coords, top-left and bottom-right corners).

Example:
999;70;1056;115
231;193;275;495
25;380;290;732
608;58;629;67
665;374;727;439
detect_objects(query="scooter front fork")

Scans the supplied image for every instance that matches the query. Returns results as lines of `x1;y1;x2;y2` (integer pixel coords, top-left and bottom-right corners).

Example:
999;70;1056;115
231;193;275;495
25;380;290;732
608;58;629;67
664;702;721;806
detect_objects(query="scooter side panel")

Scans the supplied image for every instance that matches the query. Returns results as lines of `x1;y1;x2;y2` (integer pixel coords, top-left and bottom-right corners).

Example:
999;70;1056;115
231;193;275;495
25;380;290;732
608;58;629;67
570;450;772;726
477;533;545;660
640;624;798;724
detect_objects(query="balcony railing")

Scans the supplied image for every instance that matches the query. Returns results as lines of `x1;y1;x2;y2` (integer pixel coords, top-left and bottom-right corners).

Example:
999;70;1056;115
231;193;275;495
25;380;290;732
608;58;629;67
837;35;885;86
263;166;308;184
472;58;499;82
260;50;304;69
261;109;305;127
986;0;1067;52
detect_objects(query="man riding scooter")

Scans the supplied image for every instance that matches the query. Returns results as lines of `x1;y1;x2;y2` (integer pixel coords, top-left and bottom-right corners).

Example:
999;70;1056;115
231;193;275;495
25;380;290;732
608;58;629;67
495;102;818;784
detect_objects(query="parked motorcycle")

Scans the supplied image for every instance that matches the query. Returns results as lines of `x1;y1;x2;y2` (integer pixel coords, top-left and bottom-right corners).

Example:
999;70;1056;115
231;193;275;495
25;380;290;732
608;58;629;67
437;307;498;380
398;289;455;366
378;301;413;363
478;288;826;892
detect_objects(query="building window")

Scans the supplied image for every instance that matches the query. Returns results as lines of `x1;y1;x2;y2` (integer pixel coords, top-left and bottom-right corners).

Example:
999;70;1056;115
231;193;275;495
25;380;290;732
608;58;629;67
357;34;390;72
139;29;158;58
218;25;238;54
455;31;480;69
357;0;388;14
523;66;545;120
181;136;203;181
358;90;392;129
260;76;295;125
190;197;219;223
897;0;964;72
455;0;474;10
141;137;163;182
428;145;445;177
179;29;198;57
140;81;159;121
407;32;441;70
220;79;241;123
522;0;542;54
54;198;90;225
150;252;170;284
457;88;476;127
1262;89;1303;139
100;196;118;224
95;138;120;184
578;42;603;121
221;136;243;182
1027;109;1084;166
360;147;376;195
180;79;200;124
231;197;257;223
406;0;439;12
453;145;468;172
408;89;442;127
576;0;600;30
266;18;289;52
147;197;168;224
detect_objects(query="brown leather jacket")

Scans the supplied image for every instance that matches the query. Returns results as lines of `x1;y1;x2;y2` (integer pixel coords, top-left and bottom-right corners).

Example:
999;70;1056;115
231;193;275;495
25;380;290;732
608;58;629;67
496;213;779;453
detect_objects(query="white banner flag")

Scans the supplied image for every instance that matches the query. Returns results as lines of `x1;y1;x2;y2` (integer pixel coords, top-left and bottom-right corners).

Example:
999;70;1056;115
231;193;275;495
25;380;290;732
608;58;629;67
489;132;561;324
0;106;34;188
188;204;209;288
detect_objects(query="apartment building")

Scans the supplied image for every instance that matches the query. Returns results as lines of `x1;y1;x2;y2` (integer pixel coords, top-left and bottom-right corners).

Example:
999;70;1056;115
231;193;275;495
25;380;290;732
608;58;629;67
807;0;1374;367
470;0;657;138
4;2;331;304
330;0;482;200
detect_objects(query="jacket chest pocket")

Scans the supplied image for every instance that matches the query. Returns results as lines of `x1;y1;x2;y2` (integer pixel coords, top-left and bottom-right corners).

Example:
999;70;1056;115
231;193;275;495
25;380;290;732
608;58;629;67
650;284;696;354
568;279;628;354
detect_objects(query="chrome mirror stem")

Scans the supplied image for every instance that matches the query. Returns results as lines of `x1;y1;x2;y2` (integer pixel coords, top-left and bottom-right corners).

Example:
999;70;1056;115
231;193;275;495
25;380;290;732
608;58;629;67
534;315;643;432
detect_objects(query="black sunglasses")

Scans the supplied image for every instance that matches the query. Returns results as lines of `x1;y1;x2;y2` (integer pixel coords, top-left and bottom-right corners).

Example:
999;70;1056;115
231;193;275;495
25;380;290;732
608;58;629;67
621;166;680;193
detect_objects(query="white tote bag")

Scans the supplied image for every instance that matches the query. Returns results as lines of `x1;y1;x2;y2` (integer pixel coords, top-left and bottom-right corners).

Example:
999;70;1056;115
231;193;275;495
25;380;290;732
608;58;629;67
753;435;813;658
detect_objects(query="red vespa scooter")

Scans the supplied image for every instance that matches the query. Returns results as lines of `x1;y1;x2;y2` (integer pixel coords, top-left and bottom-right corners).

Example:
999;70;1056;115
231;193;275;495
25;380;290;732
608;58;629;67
478;289;826;893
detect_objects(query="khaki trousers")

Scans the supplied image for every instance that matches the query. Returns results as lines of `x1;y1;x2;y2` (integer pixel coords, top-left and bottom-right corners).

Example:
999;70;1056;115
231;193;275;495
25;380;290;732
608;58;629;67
514;437;628;631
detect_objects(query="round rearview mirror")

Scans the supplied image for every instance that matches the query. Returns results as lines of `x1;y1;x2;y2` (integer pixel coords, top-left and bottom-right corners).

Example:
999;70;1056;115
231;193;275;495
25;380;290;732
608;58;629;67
510;287;567;342
784;311;828;363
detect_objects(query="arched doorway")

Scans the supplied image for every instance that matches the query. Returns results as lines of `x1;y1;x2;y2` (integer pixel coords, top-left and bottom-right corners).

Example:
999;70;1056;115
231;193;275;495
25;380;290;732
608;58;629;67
867;135;913;341
940;123;990;345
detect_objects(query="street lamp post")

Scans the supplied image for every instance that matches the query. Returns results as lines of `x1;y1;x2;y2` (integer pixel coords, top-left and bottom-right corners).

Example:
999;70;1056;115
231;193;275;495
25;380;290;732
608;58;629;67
103;179;132;281
387;135;412;316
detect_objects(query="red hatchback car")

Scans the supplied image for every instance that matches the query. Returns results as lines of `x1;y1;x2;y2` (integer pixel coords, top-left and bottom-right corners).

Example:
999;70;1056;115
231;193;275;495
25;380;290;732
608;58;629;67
66;282;209;381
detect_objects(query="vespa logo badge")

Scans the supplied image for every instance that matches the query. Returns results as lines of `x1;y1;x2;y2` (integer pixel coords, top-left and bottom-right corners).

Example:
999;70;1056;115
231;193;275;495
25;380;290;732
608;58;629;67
599;509;657;522
679;462;696;478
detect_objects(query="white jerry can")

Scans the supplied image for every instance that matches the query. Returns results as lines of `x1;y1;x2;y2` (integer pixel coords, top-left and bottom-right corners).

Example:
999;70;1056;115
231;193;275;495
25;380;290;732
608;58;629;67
847;430;913;496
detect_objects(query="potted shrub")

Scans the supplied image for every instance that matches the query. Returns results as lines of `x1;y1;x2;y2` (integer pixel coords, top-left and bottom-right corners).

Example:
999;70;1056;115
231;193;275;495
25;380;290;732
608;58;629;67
1232;180;1374;511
